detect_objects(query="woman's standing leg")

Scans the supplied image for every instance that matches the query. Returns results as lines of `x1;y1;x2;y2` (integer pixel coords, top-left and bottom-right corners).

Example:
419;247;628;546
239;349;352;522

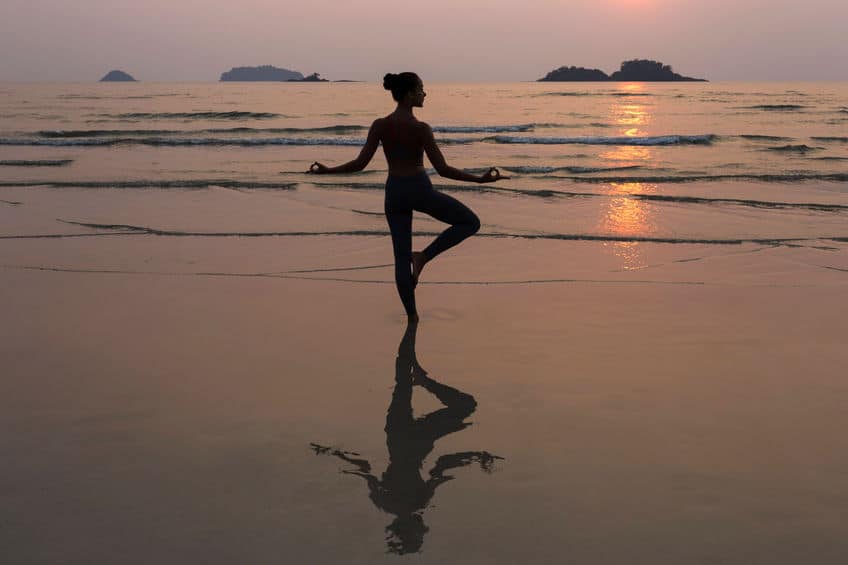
385;210;417;317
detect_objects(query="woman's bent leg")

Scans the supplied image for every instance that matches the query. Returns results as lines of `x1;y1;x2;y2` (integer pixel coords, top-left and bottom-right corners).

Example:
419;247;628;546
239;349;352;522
416;190;480;261
385;211;417;317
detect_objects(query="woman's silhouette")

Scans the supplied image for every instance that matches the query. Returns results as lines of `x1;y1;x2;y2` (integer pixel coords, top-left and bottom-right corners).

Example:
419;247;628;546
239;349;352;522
311;321;502;554
307;72;508;321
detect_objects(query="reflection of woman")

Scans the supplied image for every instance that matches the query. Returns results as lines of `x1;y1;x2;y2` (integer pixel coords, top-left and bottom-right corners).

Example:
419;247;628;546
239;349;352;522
312;321;502;554
307;72;508;321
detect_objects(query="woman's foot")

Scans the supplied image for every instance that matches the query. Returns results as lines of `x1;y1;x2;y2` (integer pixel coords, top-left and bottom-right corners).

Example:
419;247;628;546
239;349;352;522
412;251;428;286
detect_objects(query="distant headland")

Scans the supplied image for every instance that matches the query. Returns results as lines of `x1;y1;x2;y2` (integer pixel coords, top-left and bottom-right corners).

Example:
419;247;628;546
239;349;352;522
100;70;137;82
539;59;706;82
219;66;331;82
220;65;302;81
293;73;328;82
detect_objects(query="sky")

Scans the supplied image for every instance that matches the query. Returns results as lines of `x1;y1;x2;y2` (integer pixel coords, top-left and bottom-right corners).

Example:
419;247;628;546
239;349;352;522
1;0;846;82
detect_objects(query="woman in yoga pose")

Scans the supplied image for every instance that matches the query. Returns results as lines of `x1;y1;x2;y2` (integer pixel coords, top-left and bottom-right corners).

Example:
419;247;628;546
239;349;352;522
308;72;507;321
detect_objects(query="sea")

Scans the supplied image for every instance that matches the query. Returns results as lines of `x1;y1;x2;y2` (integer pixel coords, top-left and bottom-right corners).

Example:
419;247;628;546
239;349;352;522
2;81;848;563
1;81;846;275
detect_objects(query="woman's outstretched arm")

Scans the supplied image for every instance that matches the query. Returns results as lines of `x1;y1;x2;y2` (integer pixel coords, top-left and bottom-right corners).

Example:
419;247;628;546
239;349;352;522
307;119;382;174
422;124;508;184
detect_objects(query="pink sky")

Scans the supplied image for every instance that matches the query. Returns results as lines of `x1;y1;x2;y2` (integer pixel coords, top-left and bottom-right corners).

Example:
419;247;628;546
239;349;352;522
1;0;845;81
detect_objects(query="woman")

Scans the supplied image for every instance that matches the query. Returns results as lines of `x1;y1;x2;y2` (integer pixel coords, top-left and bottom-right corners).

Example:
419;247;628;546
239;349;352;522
308;72;507;321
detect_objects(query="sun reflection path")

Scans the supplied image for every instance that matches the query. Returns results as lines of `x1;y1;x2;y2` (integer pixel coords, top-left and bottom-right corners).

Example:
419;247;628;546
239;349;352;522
598;93;659;270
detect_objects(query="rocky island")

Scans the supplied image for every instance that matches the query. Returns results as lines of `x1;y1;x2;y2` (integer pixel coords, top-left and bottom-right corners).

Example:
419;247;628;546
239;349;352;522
100;70;137;82
539;59;706;82
220;65;304;81
288;73;328;82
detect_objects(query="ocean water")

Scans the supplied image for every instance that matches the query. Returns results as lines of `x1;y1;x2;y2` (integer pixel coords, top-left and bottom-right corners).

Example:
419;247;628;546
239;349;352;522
1;82;846;269
2;82;848;564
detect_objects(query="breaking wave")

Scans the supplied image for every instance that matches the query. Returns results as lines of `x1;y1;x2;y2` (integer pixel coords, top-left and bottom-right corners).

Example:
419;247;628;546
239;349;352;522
0;136;476;147
744;105;807;111
36;125;369;137
488;134;717;146
556;172;848;183
57;220;848;246
738;134;794;141
0;180;296;190
91;111;282;120
501;165;643;174
0;159;73;167
765;144;821;152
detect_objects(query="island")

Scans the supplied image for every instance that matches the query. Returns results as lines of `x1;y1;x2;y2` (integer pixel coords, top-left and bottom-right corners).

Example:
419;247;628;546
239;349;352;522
220;65;303;82
100;70;137;82
288;73;328;82
538;59;706;82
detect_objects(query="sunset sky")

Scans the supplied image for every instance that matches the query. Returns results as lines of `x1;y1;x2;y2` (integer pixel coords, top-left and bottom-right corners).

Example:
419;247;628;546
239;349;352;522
1;0;845;82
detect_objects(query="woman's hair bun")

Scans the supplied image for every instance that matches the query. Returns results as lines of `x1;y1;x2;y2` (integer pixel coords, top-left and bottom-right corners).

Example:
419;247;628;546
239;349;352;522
382;72;420;102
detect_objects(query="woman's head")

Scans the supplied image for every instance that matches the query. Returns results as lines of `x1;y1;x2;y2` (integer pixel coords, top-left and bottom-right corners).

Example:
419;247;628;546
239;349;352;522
383;72;425;106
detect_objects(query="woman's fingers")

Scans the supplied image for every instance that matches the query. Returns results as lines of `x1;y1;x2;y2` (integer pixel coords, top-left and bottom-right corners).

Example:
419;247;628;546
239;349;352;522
307;161;326;174
482;167;509;182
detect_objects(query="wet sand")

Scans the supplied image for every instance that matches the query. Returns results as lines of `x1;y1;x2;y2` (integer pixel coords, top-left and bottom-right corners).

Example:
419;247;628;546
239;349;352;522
2;223;848;563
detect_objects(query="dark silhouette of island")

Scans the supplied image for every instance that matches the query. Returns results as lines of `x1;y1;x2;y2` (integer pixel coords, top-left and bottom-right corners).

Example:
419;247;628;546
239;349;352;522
100;70;137;82
220;65;303;81
288;72;328;82
539;59;706;82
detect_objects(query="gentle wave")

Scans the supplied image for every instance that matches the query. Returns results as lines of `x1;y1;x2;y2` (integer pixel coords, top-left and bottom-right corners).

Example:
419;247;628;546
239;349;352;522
765;144;821;152
738;134;794;141
35;124;559;137
0;180;297;190
58;220;848;245
91;111;282;120
502;165;643;174
305;180;848;212
556;173;848;183
744;105;807;111
0;159;73;167
536;91;654;98
432;124;534;133
488;134;717;146
36;125;369;138
0;136;476;147
811;136;848;143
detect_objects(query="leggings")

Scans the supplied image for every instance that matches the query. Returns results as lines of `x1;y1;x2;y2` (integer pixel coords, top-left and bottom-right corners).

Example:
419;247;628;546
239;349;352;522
385;172;480;316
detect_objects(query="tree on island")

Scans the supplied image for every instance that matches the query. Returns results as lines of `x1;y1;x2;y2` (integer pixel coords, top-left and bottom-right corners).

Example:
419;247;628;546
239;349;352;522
289;73;329;82
538;66;610;81
220;65;304;81
538;59;705;82
610;59;705;81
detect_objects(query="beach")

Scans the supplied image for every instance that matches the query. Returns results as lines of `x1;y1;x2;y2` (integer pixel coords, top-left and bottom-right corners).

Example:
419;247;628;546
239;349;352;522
2;81;848;563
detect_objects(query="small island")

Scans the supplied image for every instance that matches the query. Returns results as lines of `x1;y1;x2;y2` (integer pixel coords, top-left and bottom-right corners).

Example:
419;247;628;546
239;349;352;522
220;65;303;82
539;59;706;82
100;70;137;82
288;73;328;82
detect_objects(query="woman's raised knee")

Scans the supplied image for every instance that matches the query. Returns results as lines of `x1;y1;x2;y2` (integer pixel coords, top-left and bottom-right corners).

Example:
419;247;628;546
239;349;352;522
467;212;481;235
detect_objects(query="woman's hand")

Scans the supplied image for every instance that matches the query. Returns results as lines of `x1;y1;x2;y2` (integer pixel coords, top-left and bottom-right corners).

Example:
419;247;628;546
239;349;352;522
479;167;509;183
306;161;330;174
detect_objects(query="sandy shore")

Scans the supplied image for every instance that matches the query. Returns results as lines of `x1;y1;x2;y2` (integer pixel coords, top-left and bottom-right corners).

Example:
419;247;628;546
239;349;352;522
3;209;848;563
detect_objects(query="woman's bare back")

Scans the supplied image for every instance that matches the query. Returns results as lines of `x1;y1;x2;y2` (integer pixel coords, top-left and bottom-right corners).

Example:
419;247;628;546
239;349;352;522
379;115;427;176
